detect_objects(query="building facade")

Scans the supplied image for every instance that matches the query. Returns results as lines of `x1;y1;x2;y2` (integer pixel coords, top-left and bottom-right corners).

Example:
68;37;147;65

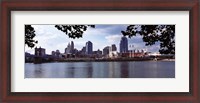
103;46;110;57
65;41;75;54
93;49;103;58
119;36;128;53
71;41;74;52
86;41;93;55
109;44;118;58
111;44;117;51
35;47;46;56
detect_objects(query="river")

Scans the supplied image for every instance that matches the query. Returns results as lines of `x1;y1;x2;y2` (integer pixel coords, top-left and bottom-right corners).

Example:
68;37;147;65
25;61;175;78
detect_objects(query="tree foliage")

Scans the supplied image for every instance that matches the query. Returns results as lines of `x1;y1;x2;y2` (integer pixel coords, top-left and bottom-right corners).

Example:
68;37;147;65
25;24;175;54
55;25;95;39
121;25;175;54
25;25;38;48
25;25;95;48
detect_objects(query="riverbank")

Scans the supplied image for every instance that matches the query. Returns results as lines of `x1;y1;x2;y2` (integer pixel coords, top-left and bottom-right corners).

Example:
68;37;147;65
57;58;175;62
26;57;175;64
58;58;153;62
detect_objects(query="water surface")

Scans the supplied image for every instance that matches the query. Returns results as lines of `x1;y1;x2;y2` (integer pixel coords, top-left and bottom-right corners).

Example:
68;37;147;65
25;61;175;78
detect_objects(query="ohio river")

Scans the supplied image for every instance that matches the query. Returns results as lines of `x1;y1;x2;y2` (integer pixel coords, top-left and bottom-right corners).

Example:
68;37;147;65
25;61;175;78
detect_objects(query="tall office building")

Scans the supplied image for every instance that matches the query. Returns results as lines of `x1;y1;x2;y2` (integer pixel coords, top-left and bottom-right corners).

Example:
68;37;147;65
35;47;46;56
111;44;117;51
65;41;75;54
103;46;110;56
86;41;93;55
71;41;74;52
65;43;71;54
119;36;128;53
81;46;86;55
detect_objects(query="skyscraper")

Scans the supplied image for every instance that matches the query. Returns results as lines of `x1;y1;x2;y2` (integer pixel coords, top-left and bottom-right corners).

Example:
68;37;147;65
35;47;46;56
120;36;128;53
86;41;93;55
81;46;86;55
65;43;71;54
71;41;74;53
103;46;110;56
65;41;75;54
111;44;117;51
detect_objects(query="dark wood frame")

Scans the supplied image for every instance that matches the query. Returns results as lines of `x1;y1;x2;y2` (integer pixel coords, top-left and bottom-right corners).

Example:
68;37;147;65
0;0;199;102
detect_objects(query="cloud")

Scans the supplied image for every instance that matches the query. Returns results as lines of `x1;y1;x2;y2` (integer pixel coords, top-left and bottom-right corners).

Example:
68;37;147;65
25;25;160;54
147;45;160;53
105;35;122;52
84;25;128;37
77;25;128;51
73;41;86;49
28;25;72;54
128;37;160;52
84;27;108;36
105;35;122;44
96;25;128;35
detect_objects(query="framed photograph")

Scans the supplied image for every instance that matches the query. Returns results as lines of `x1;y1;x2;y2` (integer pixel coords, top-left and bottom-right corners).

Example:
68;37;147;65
1;0;199;102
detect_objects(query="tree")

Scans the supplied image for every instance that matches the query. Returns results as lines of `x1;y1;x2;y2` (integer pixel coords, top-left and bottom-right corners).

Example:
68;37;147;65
25;25;38;48
25;25;95;48
121;25;175;54
25;24;175;54
55;25;95;39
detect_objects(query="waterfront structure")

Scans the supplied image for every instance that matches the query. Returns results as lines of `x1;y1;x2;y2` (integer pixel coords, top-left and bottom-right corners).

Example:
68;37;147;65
93;49;102;55
86;41;93;55
111;44;117;51
121;49;147;58
109;51;118;58
56;50;61;58
73;48;78;54
119;36;128;53
65;43;71;54
109;44;118;58
71;41;74;52
51;51;56;57
81;46;86;55
35;47;46;56
130;52;146;58
52;50;64;59
93;49;103;58
103;46;110;57
65;41;75;54
25;52;34;62
34;47;47;63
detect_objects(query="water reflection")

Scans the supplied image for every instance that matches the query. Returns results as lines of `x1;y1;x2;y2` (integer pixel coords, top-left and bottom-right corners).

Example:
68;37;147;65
25;61;175;78
120;62;129;78
64;63;75;78
87;63;93;78
33;64;43;78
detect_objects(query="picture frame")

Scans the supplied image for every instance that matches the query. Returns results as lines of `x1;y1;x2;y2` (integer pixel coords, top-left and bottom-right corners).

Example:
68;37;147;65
0;0;199;102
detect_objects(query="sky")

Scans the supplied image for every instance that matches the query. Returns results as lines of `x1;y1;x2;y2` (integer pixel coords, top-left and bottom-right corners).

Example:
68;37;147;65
25;25;160;54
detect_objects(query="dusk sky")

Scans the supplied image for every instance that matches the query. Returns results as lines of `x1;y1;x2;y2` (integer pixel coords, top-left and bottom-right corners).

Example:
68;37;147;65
25;25;160;54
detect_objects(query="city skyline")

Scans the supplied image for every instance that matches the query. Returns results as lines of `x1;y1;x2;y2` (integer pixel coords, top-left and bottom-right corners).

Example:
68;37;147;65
25;25;160;54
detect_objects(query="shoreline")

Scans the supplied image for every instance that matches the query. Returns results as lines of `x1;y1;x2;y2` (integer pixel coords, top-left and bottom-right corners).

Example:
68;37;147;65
26;58;175;63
